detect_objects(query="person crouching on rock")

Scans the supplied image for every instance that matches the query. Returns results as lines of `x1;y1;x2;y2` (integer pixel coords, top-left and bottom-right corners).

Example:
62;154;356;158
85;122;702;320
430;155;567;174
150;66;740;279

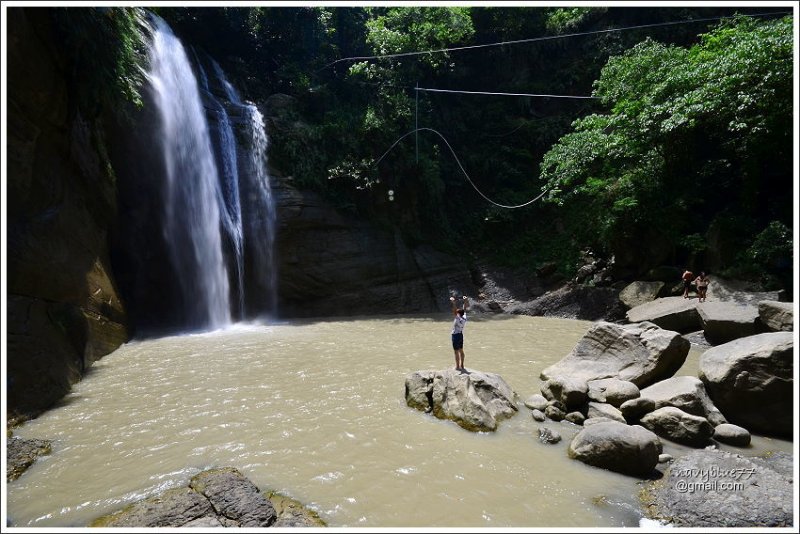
450;295;469;372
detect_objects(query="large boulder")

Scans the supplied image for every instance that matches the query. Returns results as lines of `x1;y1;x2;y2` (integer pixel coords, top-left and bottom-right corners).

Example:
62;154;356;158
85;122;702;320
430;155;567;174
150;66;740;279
639;376;727;426
541;322;689;387
639;407;714;447
619;281;665;309
405;369;518;432
697;302;760;345
698;332;793;437
645;449;793;527
758;300;793;332
567;422;661;477
626;297;701;333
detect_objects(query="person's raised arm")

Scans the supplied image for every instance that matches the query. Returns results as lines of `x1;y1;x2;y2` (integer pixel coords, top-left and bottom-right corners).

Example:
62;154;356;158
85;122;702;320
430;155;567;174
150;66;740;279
462;295;469;311
450;296;457;316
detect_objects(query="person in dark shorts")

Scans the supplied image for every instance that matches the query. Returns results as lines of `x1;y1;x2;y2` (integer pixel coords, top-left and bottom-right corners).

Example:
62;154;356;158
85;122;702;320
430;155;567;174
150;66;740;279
450;295;469;371
694;272;710;302
681;268;694;298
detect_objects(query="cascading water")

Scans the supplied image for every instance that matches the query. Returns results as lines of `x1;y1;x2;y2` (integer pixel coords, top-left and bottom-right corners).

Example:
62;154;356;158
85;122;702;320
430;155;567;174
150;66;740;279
205;58;278;318
147;17;231;329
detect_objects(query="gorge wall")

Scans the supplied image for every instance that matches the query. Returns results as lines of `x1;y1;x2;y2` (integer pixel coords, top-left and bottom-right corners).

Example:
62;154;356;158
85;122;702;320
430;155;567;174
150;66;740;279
5;8;477;419
6;9;129;419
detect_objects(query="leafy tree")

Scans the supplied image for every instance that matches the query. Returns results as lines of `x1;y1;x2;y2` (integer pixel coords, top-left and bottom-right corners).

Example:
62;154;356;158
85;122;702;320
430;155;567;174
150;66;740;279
539;15;792;276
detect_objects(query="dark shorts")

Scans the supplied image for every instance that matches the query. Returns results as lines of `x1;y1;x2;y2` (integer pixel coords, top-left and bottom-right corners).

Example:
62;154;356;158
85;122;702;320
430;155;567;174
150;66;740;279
452;333;464;350
683;280;692;289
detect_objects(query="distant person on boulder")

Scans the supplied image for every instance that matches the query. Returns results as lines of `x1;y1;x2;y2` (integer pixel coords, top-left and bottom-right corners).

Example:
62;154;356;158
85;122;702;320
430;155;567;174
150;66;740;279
681;268;694;299
694;272;710;302
450;295;469;372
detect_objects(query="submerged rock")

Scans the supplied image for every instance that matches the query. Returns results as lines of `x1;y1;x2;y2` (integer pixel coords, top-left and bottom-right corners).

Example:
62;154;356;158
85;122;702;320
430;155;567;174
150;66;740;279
266;491;327;527
405;369;518;432
7;437;52;482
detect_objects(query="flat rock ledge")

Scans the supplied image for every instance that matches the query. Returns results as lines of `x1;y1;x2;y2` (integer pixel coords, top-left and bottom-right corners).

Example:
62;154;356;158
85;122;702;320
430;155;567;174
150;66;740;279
642;449;794;527
405;369;518;431
90;467;324;528
7;437;52;482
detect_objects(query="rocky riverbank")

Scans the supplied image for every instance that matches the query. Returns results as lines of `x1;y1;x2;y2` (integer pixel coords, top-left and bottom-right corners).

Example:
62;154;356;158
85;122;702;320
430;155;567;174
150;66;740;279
89;467;325;528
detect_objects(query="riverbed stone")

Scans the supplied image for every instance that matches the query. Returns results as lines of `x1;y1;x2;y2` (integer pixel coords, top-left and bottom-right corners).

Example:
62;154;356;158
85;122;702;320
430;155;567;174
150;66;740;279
583;416;615;427
568;422;661;478
658;454;673;464
639;407;714;447
531;409;546;422
538;427;562;444
189;467;276;527
586;402;626;424
698;332;793;437
565;411;586;425
757;300;793;332
406;369;518;432
544;404;565;422
7;437;52;482
266;491;327;527
587;378;640;407
619;397;656;422
523;393;549;411
639;376;726;427
541;321;689;387
541;376;588;410
712;423;751;447
645;449;793;527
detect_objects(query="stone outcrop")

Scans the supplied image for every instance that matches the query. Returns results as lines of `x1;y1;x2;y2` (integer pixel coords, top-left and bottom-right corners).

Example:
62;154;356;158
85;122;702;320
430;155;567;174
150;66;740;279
645;450;793;527
618;281;665;309
405;369;518;432
541;322;689;388
639;407;714;447
6;8;129;419
696;302;760;345
90;467;322;528
567;421;662;477
505;283;627;322
638;376;727;427
758;300;794;332
273;178;477;317
698;332;793;437
6;437;52;482
626;297;701;333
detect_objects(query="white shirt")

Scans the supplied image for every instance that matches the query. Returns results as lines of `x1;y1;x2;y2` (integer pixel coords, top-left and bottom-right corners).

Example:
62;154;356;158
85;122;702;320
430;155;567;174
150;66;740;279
451;313;467;334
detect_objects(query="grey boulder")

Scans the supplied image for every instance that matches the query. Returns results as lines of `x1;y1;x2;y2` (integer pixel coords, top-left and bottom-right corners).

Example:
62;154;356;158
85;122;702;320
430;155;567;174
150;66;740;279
568;422;661;477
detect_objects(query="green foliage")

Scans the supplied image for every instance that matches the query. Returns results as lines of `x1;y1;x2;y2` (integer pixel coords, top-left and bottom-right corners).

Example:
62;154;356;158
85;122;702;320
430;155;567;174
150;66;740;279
540;15;793;274
747;221;792;267
545;7;606;33
51;7;149;114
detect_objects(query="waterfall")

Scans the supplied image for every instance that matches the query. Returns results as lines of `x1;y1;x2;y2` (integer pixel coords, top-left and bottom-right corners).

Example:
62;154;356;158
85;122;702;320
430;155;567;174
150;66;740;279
147;17;231;329
204;58;278;318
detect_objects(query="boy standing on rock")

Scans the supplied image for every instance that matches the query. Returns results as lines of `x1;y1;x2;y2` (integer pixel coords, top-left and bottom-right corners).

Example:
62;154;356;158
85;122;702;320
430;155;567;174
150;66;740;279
450;295;469;372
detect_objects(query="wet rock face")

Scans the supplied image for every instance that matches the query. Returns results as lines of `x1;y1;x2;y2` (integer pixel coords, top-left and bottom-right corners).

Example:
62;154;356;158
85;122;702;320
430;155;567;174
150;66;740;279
6;8;129;419
273;178;477;318
405;369;518;432
6;437;52;482
189;468;277;527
